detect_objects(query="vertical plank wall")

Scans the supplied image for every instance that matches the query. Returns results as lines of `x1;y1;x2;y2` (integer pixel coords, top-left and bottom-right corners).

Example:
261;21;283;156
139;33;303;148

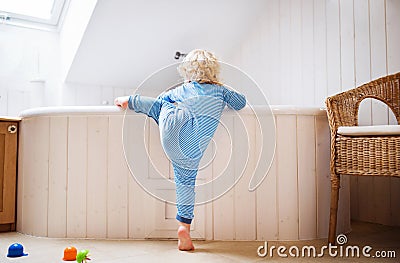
239;0;400;106
17;108;349;240
48;117;68;237
351;0;400;226
239;0;400;227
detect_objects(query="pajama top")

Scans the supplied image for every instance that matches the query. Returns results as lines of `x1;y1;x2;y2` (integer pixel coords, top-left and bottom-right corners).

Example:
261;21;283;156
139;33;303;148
156;81;246;170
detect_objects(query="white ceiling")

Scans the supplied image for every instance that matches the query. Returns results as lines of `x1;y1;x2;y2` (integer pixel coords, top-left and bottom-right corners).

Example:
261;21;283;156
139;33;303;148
65;0;268;88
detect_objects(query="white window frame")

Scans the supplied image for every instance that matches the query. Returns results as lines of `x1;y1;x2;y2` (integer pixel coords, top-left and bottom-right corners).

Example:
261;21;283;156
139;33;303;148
0;0;69;31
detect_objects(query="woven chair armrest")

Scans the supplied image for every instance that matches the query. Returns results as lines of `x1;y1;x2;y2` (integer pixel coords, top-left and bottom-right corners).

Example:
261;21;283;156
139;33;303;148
325;72;400;132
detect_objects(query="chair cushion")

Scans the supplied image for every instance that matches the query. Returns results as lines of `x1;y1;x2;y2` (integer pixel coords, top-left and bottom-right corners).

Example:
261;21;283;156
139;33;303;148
337;125;400;136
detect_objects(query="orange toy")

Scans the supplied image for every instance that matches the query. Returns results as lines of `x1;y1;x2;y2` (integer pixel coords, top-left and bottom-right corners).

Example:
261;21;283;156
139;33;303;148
62;246;77;261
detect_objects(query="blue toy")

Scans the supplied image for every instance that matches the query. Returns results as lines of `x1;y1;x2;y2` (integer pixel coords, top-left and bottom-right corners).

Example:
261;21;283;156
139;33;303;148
7;243;28;257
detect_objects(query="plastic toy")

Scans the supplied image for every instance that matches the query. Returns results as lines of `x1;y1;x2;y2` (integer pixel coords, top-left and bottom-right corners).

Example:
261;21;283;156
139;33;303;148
76;249;91;263
7;243;28;257
63;246;77;261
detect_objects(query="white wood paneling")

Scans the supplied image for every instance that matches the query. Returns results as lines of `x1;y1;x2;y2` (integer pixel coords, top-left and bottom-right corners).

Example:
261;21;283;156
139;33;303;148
213;189;235;240
17;108;351;240
22;117;50;236
277;115;298;240
67;116;88;237
256;146;278;241
313;0;327;106
130;173;154;239
387;0;400;74
340;0;355;91
234;114;256;240
358;99;372;126
16;119;25;232
87;116;108;238
125;115;150;239
290;0;302;105
236;0;399;108
372;99;389;126
370;0;387;79
107;115;129;239
263;0;280;104
354;0;372;127
297;115;316;239
354;0;371;85
301;0;315;106
326;0;341;95
279;0;291;105
197;126;214;240
256;115;278;241
48;116;68;237
213;116;235;240
315;115;330;237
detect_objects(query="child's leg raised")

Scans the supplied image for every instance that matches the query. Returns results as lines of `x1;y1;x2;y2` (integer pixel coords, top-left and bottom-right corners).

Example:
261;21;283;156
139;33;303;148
128;95;164;124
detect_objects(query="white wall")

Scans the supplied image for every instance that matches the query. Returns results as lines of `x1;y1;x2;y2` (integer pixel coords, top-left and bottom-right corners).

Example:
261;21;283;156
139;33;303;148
0;0;132;116
0;25;59;116
1;0;399;116
64;0;269;88
59;0;97;82
237;0;400;106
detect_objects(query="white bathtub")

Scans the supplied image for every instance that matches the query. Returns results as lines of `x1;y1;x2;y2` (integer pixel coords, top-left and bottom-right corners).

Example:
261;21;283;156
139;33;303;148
17;105;350;240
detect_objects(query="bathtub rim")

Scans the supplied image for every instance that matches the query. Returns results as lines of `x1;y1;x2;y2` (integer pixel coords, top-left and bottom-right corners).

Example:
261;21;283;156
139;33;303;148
19;105;327;118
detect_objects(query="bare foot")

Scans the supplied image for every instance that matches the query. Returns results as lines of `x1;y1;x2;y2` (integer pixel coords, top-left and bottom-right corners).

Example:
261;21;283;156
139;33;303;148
177;226;194;251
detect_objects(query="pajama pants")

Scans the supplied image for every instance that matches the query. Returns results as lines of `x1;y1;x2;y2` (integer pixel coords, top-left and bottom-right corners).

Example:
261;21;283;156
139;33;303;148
129;95;205;224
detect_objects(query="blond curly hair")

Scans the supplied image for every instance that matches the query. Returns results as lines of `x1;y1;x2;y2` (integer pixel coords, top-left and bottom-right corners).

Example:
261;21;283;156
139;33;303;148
177;49;221;84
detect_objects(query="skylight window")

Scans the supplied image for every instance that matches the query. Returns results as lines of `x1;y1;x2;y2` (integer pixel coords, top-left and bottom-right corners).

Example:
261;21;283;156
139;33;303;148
0;0;67;30
0;0;54;19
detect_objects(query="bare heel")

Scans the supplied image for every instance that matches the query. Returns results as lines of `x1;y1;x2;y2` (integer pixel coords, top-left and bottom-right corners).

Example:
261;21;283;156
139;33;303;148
177;226;194;251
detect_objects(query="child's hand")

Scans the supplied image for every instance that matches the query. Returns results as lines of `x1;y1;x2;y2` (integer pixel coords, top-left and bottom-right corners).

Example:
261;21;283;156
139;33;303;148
114;96;130;109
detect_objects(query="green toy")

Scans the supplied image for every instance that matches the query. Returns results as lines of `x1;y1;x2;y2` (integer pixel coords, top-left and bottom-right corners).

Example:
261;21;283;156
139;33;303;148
76;249;90;263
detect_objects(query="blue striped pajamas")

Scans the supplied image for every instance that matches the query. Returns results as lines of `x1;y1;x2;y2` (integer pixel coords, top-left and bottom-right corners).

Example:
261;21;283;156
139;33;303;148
128;81;246;224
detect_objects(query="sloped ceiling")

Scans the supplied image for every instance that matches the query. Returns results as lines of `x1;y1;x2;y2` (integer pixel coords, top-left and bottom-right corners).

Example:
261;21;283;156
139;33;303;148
65;0;267;88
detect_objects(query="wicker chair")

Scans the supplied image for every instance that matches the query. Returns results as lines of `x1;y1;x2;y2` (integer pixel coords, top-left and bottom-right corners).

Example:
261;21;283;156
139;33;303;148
325;72;400;244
